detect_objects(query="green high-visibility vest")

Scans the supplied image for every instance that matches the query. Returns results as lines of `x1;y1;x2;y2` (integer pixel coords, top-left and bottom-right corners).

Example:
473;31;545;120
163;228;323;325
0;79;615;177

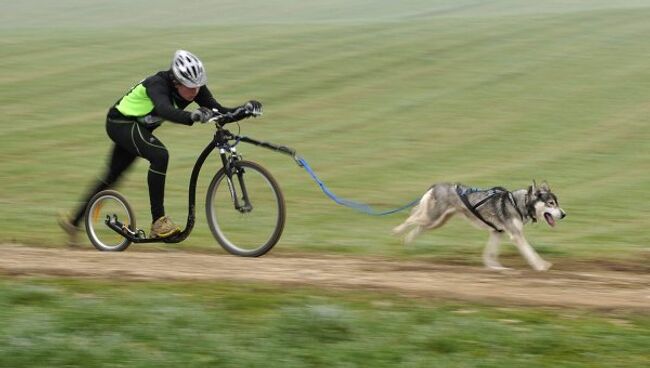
115;84;154;117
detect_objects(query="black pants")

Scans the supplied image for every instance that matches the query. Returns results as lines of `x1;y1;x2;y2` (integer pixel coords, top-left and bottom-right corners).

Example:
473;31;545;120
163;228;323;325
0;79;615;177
72;118;169;226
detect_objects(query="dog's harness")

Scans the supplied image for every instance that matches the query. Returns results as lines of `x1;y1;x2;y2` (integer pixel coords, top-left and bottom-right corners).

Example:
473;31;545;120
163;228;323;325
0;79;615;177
455;185;524;233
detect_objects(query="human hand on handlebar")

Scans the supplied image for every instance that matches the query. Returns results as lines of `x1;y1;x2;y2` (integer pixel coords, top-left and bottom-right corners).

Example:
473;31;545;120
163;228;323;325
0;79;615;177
191;107;214;123
205;100;263;125
244;100;263;116
230;100;263;119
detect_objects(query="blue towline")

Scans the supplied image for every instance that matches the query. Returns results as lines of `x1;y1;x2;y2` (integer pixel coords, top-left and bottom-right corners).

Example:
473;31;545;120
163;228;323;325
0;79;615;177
294;156;420;216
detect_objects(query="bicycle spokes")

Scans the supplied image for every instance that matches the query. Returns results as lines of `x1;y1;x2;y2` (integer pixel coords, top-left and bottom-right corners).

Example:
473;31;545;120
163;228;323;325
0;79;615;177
206;161;285;256
85;191;135;251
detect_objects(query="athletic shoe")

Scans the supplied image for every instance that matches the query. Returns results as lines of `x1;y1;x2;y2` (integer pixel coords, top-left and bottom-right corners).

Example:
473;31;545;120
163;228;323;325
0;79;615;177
150;216;181;238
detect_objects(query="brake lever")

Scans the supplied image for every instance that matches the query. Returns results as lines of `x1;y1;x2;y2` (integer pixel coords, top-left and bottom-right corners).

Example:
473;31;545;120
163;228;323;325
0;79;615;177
206;111;232;125
206;115;220;124
206;108;262;125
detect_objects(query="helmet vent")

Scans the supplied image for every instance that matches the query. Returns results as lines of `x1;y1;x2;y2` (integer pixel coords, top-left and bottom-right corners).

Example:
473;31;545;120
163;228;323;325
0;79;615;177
171;50;207;88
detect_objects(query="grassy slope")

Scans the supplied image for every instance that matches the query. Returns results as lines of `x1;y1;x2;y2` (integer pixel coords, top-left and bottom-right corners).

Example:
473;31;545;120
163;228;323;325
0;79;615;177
0;1;648;262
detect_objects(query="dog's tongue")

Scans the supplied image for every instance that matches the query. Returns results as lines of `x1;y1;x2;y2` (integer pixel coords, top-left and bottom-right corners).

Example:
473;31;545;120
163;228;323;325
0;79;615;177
544;213;556;227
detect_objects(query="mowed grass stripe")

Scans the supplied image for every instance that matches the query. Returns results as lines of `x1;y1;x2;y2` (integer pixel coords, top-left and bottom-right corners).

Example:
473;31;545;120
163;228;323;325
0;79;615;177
272;11;642;133
265;13;641;174
3;23;422;130
1;14;644;162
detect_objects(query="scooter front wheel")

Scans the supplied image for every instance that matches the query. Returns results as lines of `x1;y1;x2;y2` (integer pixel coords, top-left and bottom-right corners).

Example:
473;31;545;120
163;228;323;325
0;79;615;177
84;190;135;251
205;160;285;257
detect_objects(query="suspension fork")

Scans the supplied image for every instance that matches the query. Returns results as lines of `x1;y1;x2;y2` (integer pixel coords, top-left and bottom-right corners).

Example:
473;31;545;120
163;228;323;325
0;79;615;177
236;166;253;213
219;147;253;213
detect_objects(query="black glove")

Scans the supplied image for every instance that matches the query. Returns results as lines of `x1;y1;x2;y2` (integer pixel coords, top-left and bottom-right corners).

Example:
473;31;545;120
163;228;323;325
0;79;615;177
244;100;263;116
190;107;214;123
227;100;262;122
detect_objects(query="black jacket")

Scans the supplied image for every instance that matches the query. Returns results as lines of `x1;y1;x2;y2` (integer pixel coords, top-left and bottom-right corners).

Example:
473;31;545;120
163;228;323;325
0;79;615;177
107;70;234;127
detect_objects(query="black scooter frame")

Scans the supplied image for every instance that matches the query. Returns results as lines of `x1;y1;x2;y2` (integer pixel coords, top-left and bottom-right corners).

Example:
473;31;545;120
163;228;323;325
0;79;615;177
104;125;296;244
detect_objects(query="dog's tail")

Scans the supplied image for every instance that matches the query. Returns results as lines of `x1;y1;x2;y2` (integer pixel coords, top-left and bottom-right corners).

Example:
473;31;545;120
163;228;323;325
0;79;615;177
392;188;434;244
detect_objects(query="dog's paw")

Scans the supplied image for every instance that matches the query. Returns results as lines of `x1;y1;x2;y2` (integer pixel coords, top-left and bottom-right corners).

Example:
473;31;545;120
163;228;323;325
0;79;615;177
483;257;511;271
391;224;407;236
486;264;512;271
534;260;553;272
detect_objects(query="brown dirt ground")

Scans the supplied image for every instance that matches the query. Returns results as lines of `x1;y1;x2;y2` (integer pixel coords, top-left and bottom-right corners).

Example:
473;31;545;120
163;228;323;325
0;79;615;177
1;244;648;311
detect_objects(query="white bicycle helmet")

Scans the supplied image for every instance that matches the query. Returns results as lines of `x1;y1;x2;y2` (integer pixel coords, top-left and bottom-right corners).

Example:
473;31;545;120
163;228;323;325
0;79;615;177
171;50;207;88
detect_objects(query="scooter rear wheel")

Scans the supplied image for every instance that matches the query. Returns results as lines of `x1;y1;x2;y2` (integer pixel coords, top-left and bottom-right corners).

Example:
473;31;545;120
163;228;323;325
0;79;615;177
84;190;135;251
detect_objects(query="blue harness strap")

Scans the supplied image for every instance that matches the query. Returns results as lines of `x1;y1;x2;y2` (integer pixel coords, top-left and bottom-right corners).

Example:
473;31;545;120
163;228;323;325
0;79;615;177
296;156;419;216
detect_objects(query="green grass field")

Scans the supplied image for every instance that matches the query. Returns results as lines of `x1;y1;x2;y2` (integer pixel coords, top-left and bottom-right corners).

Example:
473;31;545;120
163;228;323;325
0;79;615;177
1;278;648;368
1;0;649;261
1;1;649;366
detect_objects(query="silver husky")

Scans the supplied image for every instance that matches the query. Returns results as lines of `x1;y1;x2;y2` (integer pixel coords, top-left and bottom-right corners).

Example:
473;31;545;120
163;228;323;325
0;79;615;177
393;181;566;271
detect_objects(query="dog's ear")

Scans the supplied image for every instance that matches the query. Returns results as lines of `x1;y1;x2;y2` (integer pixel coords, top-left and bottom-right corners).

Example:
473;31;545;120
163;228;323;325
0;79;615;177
528;179;537;197
541;180;551;192
531;179;543;197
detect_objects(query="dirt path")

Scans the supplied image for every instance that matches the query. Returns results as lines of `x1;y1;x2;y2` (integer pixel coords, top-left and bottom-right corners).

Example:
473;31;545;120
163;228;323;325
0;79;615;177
1;244;648;310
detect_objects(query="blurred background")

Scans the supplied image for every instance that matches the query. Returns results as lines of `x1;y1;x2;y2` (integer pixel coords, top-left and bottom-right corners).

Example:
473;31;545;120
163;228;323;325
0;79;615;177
0;1;648;366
